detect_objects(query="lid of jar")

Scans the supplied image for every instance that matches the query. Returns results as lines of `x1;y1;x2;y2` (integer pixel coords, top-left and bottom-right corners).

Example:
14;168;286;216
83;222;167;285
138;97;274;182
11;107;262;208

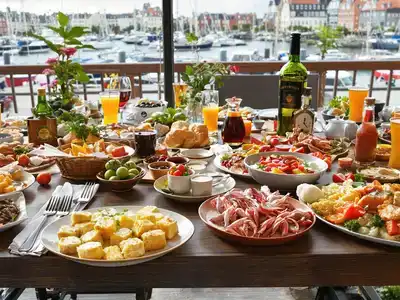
303;87;312;96
364;97;375;105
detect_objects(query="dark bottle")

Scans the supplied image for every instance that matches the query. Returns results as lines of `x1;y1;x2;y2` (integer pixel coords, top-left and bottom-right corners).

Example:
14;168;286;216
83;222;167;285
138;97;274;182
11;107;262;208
277;33;308;136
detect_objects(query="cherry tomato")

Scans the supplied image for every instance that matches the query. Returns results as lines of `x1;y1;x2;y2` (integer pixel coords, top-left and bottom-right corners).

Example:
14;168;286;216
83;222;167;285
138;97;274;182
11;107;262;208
37;173;51;185
173;170;183;176
270;138;280;146
111;146;127;157
177;164;186;172
18;154;30;167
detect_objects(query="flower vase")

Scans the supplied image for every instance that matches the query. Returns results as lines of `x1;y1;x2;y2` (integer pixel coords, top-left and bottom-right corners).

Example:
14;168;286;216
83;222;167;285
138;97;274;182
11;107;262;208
186;99;203;123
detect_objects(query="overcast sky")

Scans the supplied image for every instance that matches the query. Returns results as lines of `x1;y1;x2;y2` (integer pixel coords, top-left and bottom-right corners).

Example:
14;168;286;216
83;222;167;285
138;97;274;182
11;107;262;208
0;0;269;16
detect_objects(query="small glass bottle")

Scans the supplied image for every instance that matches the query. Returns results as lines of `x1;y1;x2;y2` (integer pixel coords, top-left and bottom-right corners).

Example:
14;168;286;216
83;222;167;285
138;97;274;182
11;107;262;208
292;87;315;134
355;97;378;166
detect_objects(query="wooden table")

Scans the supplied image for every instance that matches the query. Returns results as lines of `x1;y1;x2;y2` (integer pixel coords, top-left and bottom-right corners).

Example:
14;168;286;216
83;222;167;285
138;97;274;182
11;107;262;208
0;159;400;291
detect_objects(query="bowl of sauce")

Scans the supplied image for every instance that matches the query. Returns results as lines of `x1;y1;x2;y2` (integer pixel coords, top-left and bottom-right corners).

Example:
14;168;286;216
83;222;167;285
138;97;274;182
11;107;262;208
166;156;190;165
148;161;176;180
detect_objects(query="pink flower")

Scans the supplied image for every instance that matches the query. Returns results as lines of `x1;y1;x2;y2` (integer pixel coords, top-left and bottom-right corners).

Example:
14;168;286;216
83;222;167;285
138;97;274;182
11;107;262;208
49;79;58;88
60;47;77;57
230;65;240;73
42;68;55;75
46;57;58;64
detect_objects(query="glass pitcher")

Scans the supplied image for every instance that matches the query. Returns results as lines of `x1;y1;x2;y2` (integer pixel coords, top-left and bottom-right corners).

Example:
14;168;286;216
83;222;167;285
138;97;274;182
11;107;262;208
222;97;245;147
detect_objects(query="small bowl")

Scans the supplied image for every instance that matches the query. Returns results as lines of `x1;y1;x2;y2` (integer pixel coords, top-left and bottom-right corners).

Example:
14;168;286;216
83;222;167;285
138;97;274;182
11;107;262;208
148;161;176;180
167;168;194;194
0;133;13;144
96;167;146;192
166;156;190;165
253;120;265;130
187;162;207;174
275;144;292;152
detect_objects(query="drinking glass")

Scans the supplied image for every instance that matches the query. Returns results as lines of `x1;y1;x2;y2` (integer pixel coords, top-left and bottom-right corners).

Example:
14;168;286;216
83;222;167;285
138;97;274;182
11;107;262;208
173;83;188;108
389;118;400;169
243;120;252;137
100;91;120;125
202;90;219;135
109;75;132;120
349;87;369;122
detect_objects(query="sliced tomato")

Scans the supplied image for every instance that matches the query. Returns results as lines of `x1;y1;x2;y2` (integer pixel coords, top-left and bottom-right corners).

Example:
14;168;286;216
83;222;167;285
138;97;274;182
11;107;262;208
278;165;290;173
111;146;127;157
259;145;271;152
343;204;366;220
386;220;399;236
345;173;355;181
332;173;346;183
293;146;305;153
326;213;346;224
250;136;264;145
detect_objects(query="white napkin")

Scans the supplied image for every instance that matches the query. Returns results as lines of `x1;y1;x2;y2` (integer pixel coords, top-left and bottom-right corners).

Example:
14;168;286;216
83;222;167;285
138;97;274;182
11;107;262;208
9;183;99;257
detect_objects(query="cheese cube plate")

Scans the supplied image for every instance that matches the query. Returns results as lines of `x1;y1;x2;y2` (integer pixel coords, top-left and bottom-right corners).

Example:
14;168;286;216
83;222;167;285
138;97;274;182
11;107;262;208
41;206;194;267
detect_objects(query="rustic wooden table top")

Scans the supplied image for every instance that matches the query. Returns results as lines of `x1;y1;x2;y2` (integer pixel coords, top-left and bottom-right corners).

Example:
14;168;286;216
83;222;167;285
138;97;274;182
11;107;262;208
0;156;399;290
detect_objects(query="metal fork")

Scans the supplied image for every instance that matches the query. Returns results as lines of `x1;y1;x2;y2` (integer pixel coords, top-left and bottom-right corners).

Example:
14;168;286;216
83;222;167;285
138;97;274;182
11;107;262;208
72;182;96;212
19;195;72;252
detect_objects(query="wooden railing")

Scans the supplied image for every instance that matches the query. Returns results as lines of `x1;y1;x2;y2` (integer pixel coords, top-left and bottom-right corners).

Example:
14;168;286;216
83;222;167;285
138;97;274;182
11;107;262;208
0;61;399;113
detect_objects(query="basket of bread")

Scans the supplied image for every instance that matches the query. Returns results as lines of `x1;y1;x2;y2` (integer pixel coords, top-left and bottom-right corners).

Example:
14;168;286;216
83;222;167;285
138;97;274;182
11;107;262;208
164;121;209;149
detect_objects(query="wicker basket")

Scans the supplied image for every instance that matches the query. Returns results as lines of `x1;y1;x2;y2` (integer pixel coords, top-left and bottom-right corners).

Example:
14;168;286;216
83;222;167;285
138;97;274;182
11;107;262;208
56;142;128;181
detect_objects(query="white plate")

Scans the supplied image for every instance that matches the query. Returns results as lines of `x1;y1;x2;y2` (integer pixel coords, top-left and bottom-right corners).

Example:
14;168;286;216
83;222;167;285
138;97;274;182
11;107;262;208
154;175;236;203
213;155;252;179
180;149;214;159
0;171;35;199
0;192;27;232
41;206;194;267
314;213;400;247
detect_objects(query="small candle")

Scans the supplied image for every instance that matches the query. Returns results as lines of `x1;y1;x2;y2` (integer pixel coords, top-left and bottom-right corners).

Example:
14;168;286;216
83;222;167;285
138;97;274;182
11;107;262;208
243;120;252;137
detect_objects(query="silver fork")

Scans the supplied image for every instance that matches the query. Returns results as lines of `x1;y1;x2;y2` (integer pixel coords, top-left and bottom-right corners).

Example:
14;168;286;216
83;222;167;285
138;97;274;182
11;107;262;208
72;182;96;212
19;195;72;252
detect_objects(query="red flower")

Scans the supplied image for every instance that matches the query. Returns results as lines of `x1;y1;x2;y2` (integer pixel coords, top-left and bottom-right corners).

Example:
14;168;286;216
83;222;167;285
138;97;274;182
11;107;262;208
42;68;55;75
46;57;58;64
60;47;77;57
230;65;240;73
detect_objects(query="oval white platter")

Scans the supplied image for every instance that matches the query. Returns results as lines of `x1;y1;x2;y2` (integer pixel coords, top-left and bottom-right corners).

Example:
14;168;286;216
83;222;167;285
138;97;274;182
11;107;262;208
154;174;236;203
41;206;195;267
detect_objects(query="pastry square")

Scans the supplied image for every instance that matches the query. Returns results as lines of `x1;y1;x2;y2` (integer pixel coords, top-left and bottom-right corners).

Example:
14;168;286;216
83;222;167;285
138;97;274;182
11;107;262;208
57;225;79;239
156;217;178;240
73;222;94;236
71;211;92;225
110;228;132;246
120;238;145;258
77;242;104;259
58;236;82;255
94;217;117;239
133;219;155;237
81;230;103;244
104;246;124;261
141;229;167;251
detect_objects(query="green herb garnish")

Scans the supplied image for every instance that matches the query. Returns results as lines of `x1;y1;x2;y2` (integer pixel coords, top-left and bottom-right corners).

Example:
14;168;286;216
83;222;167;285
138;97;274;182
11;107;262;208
344;220;361;232
370;215;384;228
354;173;365;182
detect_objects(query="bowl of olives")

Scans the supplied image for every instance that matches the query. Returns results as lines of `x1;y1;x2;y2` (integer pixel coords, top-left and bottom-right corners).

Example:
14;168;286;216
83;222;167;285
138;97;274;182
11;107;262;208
97;159;146;192
126;98;167;125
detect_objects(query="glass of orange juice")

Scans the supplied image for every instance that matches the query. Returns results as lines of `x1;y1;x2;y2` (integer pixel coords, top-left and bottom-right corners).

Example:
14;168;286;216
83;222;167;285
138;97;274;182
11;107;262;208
202;90;219;135
349;87;369;122
243;120;252;137
100;91;120;125
389;118;400;169
173;83;188;108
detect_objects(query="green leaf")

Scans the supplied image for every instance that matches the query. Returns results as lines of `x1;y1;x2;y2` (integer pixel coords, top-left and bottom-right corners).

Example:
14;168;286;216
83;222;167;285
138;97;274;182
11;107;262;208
66;38;83;45
185;65;194;75
76;44;96;50
76;71;90;83
68;26;88;38
46;25;62;35
28;32;59;53
57;12;69;27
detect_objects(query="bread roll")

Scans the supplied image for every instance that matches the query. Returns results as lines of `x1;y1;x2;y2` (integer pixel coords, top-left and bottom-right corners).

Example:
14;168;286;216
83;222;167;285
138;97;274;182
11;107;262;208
164;129;185;148
190;124;209;147
171;121;189;131
181;131;197;148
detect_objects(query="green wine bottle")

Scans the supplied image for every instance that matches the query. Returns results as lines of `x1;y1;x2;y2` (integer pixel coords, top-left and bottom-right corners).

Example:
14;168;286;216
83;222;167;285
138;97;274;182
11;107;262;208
34;88;53;118
277;33;308;136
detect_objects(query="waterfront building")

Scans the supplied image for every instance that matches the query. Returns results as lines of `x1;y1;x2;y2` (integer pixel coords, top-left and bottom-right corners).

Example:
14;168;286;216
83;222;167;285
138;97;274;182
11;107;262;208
338;0;363;32
287;0;329;28
327;0;340;27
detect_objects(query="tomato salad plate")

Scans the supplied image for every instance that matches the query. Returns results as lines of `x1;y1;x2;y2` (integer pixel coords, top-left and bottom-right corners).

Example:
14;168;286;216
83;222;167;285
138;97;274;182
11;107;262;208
199;186;315;246
297;180;400;247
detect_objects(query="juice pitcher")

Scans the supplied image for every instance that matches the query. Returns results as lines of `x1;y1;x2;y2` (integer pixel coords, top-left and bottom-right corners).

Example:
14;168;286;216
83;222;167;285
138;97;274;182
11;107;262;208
222;97;245;147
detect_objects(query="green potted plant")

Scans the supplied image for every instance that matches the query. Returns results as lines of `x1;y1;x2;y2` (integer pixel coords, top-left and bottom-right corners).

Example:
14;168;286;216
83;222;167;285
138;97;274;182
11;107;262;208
180;62;232;122
29;12;95;115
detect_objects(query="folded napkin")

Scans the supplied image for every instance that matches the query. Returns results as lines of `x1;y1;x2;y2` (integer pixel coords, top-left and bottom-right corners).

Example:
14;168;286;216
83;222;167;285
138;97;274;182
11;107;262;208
9;183;99;257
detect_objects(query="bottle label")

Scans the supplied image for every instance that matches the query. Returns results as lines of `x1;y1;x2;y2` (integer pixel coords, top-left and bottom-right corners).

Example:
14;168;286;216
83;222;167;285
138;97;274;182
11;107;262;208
37;126;51;141
279;81;303;110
